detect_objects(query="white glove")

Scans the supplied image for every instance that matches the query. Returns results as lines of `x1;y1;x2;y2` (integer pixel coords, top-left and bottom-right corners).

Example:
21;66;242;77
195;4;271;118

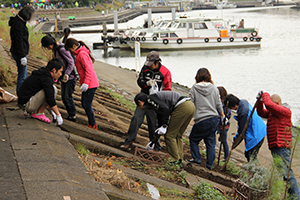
56;114;63;126
61;74;69;83
256;89;266;101
146;142;155;150
155;126;167;135
221;116;229;126
20;57;27;66
80;83;89;92
51;110;57;122
146;79;156;87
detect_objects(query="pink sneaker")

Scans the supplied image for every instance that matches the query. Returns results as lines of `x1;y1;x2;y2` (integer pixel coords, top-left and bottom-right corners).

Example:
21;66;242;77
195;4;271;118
31;113;51;124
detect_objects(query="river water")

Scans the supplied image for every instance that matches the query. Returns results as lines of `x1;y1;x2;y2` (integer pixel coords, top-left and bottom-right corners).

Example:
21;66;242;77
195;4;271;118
71;6;300;124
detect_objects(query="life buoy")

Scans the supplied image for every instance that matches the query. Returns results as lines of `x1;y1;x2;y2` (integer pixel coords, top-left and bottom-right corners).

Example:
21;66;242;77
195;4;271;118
217;38;222;42
177;38;182;44
163;39;169;45
229;37;234;42
136;37;140;41
142;37;146;41
256;38;261;42
251;31;258;37
131;37;135;41
250;37;254;41
126;37;130;41
153;37;157;41
204;38;209;43
243;37;248;42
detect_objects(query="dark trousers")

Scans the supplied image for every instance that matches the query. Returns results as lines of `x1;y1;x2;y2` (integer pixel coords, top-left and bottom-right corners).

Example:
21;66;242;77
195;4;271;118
61;79;76;117
124;106;160;150
216;126;229;160
81;87;96;126
12;54;27;93
189;117;218;169
245;137;264;162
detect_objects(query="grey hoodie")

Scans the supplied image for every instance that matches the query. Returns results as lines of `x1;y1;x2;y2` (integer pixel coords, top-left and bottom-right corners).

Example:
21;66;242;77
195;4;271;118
189;82;223;124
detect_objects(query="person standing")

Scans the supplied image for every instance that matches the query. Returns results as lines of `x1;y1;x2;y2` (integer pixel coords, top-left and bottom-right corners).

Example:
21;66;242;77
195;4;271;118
41;35;77;122
135;91;195;165
224;94;266;162
256;90;300;200
60;27;71;44
9;5;34;93
187;68;225;170
17;58;64;126
65;38;99;130
216;86;231;161
120;51;172;151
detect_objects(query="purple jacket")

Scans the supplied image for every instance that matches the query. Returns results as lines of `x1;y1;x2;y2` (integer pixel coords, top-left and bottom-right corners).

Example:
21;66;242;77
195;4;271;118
53;43;75;80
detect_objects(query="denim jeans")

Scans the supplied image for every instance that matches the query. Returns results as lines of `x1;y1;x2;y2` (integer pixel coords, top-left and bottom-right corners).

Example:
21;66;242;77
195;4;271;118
124;106;160;150
81;87;96;126
271;148;300;200
216;126;229;160
61;79;76;117
189;117;218;169
12;54;27;93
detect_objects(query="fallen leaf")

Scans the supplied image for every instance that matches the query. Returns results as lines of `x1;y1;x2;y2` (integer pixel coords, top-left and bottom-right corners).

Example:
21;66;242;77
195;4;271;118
2;125;7;127
117;169;122;173
18;123;22;126
107;161;112;166
123;165;129;168
31;142;37;145
1;139;5;142
111;156;116;159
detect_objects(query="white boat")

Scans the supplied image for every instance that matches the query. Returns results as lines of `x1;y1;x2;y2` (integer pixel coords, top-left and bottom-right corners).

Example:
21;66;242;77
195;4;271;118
216;3;237;9
103;16;261;50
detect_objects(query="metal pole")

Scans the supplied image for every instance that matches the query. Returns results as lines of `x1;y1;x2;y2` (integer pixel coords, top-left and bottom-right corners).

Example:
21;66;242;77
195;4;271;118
114;10;118;34
172;8;175;21
148;9;152;28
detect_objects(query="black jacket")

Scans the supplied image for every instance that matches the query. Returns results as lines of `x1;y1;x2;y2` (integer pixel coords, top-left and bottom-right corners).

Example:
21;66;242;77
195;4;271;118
9;15;29;58
18;67;57;108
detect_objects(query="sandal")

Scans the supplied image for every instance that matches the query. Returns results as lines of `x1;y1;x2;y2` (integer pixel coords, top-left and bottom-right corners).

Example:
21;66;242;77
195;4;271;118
31;113;51;124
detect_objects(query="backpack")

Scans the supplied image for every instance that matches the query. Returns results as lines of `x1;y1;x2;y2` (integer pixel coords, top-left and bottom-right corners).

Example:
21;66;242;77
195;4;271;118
54;44;79;80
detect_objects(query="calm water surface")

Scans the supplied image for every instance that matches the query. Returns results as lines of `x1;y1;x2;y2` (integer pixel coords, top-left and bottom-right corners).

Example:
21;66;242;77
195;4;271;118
72;6;300;124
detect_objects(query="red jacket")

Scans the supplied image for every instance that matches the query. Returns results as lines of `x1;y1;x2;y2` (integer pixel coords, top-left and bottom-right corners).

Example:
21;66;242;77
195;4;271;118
257;93;292;149
73;46;99;89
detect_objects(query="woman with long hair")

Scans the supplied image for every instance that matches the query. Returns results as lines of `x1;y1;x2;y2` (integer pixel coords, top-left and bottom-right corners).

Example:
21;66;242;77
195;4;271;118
41;34;77;122
9;5;35;92
65;38;99;129
187;68;225;170
60;27;71;44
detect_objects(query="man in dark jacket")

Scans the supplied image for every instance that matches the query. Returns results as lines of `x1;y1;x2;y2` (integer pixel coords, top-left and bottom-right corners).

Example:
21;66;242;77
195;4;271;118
120;51;172;151
256;91;300;200
9;5;34;93
135;91;195;164
18;58;64;126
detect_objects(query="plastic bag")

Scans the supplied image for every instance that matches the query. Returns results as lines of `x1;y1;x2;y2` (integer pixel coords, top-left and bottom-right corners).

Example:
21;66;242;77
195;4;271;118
149;82;159;95
0;87;18;103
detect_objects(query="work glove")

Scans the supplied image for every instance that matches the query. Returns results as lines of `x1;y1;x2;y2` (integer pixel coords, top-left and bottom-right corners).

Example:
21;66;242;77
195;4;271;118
80;83;89;92
256;89;266;101
146;79;156;87
155;126;167;135
61;74;69;83
221;116;229;126
56;114;63;126
146;142;155;150
20;57;27;66
51;110;57;123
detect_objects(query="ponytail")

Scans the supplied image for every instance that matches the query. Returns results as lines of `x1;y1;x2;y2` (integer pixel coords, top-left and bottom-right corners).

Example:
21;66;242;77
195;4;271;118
62;27;71;44
78;41;95;63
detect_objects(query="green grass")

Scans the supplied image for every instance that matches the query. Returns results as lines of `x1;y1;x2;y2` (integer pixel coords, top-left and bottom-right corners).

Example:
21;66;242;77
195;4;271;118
75;143;90;156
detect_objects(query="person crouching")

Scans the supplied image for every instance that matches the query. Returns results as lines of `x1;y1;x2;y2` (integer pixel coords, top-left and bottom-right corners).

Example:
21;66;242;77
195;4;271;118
17;58;64;126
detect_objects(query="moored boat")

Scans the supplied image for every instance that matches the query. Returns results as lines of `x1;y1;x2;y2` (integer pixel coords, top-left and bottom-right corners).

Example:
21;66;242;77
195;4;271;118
103;16;262;50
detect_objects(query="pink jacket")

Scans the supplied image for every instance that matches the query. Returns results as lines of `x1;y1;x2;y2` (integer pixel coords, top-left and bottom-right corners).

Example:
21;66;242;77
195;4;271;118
73;45;99;89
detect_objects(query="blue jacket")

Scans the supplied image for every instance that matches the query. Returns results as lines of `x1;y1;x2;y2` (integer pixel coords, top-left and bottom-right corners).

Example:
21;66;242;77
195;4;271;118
234;99;266;152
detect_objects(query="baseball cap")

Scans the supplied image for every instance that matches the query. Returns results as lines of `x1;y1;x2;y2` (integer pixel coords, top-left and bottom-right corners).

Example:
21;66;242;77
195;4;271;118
144;51;161;67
